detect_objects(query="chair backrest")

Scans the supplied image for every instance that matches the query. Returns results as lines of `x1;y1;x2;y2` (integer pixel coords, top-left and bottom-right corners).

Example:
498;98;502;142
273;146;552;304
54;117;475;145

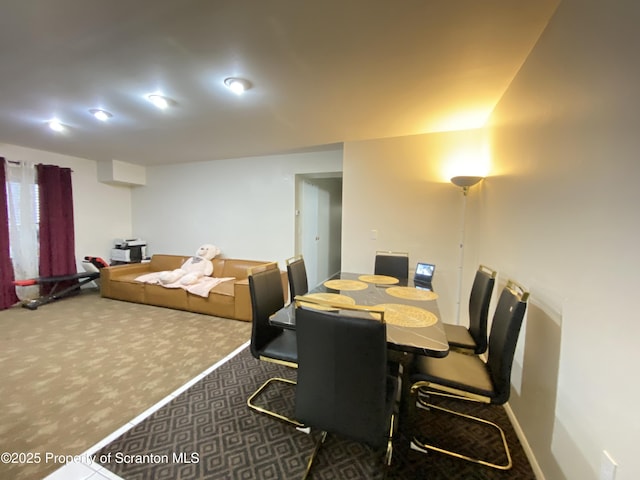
295;305;391;449
486;280;529;404
286;255;308;301
374;251;409;279
248;263;285;359
467;265;497;354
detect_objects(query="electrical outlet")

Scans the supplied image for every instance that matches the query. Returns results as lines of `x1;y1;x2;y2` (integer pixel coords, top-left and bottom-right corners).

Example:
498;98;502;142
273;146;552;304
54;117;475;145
600;450;617;480
371;229;378;240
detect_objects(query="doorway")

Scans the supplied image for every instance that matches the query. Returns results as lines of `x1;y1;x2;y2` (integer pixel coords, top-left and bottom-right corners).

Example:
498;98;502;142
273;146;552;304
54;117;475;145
295;173;343;287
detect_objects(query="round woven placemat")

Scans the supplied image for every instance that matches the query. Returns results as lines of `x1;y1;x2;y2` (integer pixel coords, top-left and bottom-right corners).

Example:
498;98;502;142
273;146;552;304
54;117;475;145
358;274;399;285
297;293;356;311
385;286;438;301
374;303;438;327
323;279;369;291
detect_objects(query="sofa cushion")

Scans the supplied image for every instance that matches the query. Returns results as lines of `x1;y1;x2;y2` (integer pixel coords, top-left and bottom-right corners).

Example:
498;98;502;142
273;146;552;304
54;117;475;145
145;284;189;310
210;280;234;296
188;291;235;318
112;271;145;284
149;254;190;272
221;259;268;279
211;258;226;277
108;280;145;303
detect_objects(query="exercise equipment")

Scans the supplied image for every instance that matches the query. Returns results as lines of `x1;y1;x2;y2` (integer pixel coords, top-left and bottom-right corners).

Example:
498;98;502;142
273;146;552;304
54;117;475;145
13;256;109;310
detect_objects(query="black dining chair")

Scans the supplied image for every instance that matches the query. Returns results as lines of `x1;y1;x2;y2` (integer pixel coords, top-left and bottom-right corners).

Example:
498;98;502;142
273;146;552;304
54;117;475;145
374;250;409;279
295;303;399;479
408;279;529;470
247;262;302;426
286;254;309;302
443;265;497;354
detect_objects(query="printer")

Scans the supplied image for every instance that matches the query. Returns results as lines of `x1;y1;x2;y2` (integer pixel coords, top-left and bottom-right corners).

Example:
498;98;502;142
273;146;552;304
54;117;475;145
111;238;147;263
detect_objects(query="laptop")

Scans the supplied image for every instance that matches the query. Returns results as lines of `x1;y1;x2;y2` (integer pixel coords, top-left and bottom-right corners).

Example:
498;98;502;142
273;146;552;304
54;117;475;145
413;262;435;290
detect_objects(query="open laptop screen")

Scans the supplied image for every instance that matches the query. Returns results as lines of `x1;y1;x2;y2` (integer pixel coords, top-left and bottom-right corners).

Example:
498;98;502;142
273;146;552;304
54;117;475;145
414;262;435;285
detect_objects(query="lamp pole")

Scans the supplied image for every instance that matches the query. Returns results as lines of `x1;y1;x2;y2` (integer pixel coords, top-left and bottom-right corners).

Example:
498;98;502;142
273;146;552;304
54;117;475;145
455;187;468;325
449;176;483;325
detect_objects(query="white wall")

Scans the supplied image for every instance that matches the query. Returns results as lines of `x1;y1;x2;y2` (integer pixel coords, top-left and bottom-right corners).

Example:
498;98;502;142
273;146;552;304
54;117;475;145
131;149;343;268
341;129;490;327
473;1;640;479
1;144;133;269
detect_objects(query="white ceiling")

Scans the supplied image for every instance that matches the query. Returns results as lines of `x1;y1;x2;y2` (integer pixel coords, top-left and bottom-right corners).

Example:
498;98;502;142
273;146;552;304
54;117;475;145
0;0;559;166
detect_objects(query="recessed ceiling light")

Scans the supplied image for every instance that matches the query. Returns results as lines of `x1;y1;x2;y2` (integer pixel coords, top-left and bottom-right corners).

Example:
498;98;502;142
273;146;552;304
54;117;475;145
89;109;113;121
147;94;172;109
48;119;65;132
224;77;252;95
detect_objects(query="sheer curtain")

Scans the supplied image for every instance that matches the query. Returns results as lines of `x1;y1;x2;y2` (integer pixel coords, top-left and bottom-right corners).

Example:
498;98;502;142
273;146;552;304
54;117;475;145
1;158;20;309
6;160;39;300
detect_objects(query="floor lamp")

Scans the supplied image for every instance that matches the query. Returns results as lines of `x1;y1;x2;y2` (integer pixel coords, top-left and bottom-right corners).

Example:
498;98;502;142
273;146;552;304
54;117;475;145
450;176;484;324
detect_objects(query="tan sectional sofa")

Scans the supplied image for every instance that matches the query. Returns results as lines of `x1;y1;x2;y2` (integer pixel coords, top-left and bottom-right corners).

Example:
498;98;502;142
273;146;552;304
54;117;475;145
100;254;288;321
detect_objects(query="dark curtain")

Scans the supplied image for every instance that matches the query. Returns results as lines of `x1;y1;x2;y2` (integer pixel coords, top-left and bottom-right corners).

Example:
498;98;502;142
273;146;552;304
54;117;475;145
0;157;19;309
37;164;77;295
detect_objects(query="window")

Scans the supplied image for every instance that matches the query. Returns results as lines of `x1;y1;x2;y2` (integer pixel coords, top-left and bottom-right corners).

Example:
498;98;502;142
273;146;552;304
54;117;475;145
5;163;39;270
7;181;39;225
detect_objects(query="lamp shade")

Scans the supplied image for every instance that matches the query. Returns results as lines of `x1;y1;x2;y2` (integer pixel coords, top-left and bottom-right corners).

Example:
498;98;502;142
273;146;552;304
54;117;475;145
450;176;484;188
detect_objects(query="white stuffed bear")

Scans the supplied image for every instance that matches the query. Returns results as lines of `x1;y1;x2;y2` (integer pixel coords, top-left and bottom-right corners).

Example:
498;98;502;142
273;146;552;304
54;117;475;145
159;244;220;286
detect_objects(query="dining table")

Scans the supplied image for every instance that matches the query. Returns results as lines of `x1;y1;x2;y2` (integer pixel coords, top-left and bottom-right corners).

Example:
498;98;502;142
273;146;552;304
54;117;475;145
270;271;449;358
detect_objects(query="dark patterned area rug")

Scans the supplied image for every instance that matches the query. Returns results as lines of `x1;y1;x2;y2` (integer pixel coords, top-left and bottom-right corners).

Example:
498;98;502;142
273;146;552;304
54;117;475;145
97;348;535;479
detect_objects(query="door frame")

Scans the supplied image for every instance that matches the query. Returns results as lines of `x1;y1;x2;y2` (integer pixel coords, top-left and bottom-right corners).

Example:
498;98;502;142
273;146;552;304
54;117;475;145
294;172;343;287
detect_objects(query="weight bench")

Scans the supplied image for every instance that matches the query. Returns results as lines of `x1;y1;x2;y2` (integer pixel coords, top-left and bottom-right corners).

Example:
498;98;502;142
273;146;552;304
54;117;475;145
13;256;109;310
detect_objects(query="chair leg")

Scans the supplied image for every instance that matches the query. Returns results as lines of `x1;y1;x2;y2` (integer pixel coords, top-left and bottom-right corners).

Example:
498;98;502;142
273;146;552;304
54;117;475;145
385;413;395;467
247;377;303;427
410;393;513;470
302;431;327;480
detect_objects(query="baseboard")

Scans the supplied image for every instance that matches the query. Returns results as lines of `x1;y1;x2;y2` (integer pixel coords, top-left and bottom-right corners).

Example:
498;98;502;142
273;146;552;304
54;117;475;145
504;402;545;480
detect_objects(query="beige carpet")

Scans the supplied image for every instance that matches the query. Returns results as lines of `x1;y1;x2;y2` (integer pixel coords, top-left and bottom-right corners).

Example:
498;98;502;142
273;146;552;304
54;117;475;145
0;289;251;480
